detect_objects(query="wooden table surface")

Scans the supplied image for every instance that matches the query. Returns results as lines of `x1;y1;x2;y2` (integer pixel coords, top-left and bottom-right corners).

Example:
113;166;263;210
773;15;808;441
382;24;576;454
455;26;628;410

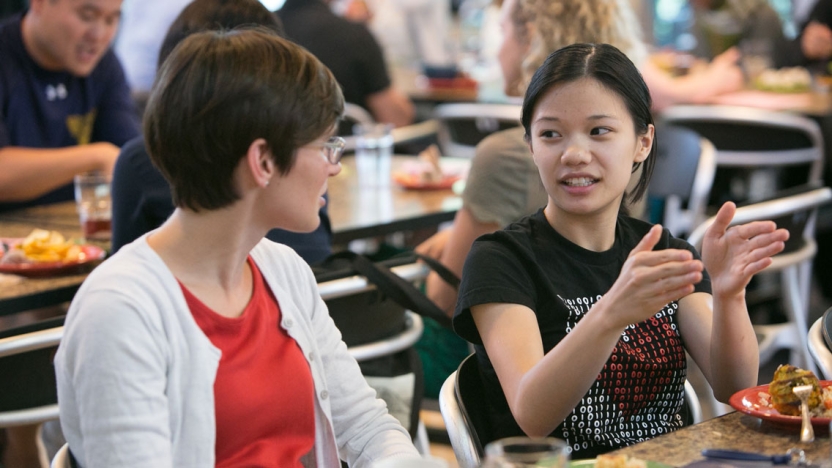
0;155;468;315
328;155;465;243
707;89;832;117
610;411;830;467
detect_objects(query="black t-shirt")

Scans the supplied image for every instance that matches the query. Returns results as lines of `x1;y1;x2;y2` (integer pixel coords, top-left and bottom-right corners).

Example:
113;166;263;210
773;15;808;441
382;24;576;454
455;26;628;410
454;209;711;458
110;136;333;265
277;0;391;111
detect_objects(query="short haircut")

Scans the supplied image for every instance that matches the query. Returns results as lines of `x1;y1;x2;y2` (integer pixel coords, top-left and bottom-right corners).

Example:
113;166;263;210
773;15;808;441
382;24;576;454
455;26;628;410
144;28;344;211
521;43;656;206
157;0;285;69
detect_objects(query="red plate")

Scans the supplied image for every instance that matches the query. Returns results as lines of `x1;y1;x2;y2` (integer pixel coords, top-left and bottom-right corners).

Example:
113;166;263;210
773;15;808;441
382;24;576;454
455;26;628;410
392;172;461;190
729;381;832;427
0;239;106;278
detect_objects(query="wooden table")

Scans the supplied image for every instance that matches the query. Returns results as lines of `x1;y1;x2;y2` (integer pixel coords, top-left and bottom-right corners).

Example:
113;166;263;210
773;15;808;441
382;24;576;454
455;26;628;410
707;89;832;117
610;411;830;467
329;155;465;243
0;204;93;316
0;155;468;316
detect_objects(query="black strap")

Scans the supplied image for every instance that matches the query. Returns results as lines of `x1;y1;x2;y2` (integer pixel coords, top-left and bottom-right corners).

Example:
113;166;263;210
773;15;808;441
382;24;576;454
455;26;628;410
331;251;453;329
410;252;461;290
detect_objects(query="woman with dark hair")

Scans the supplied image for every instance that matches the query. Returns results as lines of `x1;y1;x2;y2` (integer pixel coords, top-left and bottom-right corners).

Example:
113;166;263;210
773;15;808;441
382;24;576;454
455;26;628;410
453;43;787;458
55;29;419;467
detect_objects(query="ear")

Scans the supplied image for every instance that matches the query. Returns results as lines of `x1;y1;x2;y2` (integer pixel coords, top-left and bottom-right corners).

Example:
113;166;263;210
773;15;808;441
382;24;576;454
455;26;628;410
244;138;275;188
634;124;655;164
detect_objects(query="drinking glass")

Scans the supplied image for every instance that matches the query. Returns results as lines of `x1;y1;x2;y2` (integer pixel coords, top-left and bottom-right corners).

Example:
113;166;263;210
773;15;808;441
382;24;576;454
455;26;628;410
482;437;569;468
354;123;394;187
73;172;112;241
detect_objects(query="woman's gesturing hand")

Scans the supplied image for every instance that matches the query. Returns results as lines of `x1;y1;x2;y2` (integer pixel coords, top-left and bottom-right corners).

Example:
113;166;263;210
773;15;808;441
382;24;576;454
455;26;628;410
600;225;703;329
700;202;789;298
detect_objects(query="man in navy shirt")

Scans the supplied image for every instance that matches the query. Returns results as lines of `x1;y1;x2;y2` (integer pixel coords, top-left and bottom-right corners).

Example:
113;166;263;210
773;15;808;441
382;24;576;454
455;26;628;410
0;0;139;212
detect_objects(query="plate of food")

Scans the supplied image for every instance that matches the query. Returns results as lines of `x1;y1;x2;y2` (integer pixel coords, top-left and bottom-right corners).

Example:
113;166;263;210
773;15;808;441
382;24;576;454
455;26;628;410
570;454;671;468
752;67;812;93
0;229;106;278
393;144;463;190
729;364;832;427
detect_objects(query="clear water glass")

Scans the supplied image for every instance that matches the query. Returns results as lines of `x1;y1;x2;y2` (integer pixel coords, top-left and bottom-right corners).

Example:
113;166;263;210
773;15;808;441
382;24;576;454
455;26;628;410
354;123;393;188
481;437;569;468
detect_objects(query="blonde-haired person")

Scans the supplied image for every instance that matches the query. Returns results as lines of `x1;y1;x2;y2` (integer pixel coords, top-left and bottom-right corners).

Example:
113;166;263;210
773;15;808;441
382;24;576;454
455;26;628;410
417;0;745;316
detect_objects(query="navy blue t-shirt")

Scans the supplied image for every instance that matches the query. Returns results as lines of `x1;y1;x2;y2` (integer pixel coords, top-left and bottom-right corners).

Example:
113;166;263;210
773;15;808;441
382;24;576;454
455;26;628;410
111;136;333;265
0;13;139;212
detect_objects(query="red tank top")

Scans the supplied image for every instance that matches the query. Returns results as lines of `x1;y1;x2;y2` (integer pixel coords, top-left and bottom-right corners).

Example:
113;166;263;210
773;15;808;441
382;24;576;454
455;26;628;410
180;257;315;467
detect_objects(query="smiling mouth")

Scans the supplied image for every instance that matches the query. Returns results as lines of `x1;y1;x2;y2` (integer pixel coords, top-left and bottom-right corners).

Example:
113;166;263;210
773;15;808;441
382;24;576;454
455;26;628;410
562;177;597;187
78;46;98;61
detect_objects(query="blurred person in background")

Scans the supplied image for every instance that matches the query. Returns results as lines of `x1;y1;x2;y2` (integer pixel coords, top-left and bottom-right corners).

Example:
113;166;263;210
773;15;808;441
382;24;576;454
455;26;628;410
349;0;456;70
774;0;832;72
0;0;139;213
686;0;785;63
110;0;334;266
277;0;415;127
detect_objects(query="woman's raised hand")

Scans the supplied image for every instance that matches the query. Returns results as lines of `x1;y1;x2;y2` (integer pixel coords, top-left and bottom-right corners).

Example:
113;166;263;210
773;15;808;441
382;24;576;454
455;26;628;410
600;225;703;329
700;202;789;298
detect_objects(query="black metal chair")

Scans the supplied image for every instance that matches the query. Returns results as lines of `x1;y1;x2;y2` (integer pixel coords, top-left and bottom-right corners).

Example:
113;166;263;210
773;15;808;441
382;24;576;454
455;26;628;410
648;123;717;237
688;185;832;375
659;105;824;207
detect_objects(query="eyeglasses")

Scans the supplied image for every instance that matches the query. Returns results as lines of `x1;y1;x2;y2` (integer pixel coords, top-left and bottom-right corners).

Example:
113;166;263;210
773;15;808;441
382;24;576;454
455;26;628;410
321;136;346;165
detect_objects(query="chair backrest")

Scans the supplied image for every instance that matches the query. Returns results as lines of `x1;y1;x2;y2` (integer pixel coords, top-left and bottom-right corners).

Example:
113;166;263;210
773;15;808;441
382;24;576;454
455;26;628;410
433;103;522;158
682;380;703;425
649;123;717;237
808;310;832;379
687;186;832;263
659;105;824;205
438;353;491;468
316;259;430;438
0;316;64;427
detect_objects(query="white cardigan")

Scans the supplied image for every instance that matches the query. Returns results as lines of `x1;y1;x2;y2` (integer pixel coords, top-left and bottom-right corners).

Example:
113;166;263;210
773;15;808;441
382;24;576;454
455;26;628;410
55;235;419;467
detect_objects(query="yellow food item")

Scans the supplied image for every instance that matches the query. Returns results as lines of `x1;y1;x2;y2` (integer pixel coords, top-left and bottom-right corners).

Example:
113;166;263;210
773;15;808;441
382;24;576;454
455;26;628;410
18;229;81;263
768;364;822;416
596;455;647;468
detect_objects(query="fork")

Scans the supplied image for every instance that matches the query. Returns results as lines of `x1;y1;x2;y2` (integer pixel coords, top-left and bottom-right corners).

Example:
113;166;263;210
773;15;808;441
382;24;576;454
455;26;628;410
792;384;815;443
